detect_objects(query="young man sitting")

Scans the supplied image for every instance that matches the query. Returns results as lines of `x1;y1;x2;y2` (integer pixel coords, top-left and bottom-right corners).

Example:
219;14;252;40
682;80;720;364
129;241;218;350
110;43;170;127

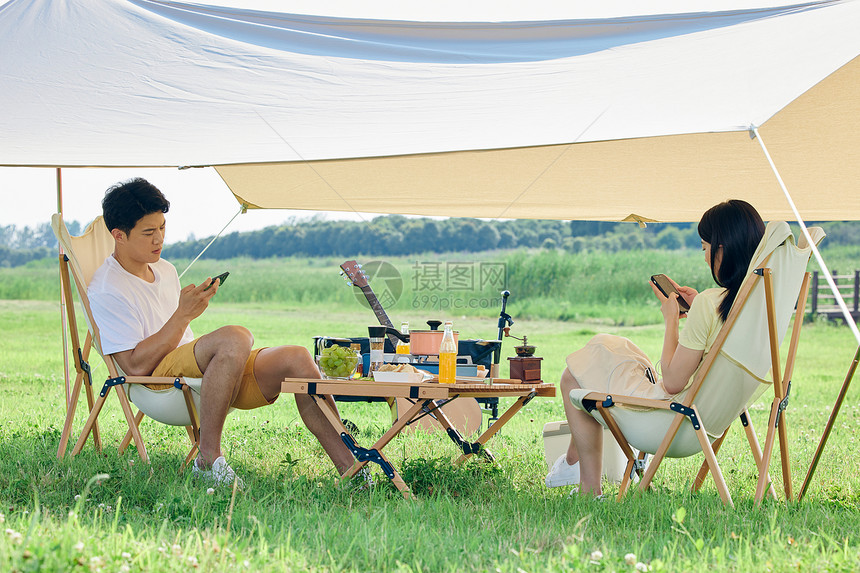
88;178;355;487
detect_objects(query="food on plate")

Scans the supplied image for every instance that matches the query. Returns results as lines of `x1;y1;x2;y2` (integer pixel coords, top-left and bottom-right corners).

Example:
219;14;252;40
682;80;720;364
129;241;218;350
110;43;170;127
377;363;431;376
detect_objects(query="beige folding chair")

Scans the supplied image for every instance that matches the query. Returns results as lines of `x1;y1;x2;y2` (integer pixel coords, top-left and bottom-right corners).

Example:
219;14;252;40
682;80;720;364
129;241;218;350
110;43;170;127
569;221;824;507
53;214;204;468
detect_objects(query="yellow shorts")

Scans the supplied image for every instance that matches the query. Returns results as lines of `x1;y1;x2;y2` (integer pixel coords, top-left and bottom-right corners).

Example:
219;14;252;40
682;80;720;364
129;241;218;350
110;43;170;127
150;339;275;410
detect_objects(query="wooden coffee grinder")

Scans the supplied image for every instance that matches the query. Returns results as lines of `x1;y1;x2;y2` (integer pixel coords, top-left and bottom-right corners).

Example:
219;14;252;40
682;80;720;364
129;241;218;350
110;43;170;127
504;328;542;383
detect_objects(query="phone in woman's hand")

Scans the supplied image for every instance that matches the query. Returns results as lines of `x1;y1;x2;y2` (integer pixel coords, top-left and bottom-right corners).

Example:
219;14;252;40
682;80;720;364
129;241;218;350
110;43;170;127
650;274;690;313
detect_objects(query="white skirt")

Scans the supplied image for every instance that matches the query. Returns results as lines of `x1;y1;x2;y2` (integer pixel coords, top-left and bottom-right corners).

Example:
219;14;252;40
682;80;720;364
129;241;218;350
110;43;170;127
565;334;675;401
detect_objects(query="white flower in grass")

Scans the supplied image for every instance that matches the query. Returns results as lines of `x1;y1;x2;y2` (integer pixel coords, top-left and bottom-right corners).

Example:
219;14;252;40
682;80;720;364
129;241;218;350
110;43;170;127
635;562;650;572
119;565;131;573
188;555;199;568
625;553;637;565
89;555;105;571
73;541;85;552
590;550;603;562
5;529;23;545
75;494;81;501
121;552;131;560
172;544;183;556
206;488;215;495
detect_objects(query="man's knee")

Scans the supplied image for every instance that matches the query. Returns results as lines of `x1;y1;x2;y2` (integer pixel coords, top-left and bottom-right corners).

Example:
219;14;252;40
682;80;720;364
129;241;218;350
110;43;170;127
199;325;253;366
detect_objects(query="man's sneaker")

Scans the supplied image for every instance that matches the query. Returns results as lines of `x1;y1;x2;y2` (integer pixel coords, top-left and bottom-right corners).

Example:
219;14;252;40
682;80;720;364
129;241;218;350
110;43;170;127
192;456;245;490
546;454;580;488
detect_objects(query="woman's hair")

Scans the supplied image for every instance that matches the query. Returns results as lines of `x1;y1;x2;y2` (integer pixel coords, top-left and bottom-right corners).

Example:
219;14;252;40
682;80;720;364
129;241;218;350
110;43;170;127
102;178;170;236
697;199;765;322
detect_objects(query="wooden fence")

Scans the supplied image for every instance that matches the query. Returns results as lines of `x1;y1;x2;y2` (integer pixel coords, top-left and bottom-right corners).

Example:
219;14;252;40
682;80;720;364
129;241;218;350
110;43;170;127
809;270;860;322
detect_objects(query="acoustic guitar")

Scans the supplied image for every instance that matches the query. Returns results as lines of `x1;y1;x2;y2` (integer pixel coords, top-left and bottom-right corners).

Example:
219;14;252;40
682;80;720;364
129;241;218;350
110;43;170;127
339;259;482;435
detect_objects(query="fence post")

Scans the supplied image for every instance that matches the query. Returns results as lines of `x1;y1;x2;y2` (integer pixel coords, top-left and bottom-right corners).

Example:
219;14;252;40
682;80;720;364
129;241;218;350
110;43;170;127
854;270;859;314
811;271;819;315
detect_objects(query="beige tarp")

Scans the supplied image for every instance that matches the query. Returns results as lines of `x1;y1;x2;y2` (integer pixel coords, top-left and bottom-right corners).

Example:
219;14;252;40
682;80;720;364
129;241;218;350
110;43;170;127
218;55;860;223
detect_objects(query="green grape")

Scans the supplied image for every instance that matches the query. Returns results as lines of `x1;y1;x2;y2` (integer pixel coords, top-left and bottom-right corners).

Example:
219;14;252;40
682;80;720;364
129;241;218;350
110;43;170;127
320;345;359;378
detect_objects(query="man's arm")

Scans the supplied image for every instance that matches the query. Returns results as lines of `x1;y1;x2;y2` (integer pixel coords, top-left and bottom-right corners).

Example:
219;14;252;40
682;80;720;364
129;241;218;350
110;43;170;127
112;279;221;376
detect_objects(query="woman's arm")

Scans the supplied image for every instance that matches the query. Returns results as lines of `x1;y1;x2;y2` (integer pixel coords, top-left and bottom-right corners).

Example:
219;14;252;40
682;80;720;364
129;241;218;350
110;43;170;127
651;282;704;394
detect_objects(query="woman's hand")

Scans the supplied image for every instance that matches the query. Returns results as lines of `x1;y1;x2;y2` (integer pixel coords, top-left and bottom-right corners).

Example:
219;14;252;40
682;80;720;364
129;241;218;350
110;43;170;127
650;281;682;321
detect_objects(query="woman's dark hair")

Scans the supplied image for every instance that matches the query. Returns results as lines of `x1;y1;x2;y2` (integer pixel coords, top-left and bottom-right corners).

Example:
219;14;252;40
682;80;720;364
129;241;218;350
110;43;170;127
102;178;170;235
697;199;765;322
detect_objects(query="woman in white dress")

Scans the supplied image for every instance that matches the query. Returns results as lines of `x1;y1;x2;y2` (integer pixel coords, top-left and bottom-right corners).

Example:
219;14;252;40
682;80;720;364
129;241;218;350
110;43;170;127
546;200;765;496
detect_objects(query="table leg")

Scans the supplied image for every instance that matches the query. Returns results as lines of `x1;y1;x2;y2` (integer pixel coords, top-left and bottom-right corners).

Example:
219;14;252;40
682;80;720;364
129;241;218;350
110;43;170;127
309;393;426;500
454;392;535;465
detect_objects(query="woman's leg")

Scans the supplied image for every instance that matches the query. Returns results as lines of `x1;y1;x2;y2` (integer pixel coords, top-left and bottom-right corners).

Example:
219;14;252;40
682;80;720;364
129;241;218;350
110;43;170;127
560;367;604;495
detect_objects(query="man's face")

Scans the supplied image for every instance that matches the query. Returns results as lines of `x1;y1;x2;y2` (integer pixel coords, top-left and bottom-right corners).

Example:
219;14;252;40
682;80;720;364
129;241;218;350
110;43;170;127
118;212;166;264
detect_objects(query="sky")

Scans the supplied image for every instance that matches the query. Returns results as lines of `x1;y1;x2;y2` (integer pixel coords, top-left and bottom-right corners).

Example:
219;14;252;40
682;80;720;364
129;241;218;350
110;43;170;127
0;166;368;243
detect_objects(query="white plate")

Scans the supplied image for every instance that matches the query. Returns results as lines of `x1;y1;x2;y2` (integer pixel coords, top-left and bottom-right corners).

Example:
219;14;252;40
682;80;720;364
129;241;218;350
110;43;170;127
371;371;424;384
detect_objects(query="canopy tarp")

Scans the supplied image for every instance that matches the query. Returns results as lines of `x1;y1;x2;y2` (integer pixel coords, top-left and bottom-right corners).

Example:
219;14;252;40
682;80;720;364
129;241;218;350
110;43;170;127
1;0;859;222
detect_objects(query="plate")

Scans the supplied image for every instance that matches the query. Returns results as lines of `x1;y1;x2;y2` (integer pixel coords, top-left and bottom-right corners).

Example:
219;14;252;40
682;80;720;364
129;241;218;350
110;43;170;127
372;371;425;384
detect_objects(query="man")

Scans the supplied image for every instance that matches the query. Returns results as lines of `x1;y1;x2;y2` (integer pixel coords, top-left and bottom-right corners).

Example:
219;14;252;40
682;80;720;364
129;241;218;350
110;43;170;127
88;178;355;487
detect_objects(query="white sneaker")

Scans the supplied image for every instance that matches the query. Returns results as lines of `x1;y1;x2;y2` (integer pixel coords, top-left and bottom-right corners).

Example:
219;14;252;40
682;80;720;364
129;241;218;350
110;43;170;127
192;456;245;490
546;454;580;488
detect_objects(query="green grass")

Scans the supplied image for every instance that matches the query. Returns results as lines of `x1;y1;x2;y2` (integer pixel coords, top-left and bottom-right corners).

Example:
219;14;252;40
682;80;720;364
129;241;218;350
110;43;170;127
2;296;860;571
5;243;857;326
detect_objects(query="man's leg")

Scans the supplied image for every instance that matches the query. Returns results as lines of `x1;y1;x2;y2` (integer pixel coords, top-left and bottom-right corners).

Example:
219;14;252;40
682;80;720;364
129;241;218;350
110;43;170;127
254;346;355;474
560;368;604;495
193;325;254;467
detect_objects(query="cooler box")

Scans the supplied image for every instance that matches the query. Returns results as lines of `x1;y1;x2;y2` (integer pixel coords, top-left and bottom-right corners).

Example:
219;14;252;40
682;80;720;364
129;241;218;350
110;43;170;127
542;420;636;484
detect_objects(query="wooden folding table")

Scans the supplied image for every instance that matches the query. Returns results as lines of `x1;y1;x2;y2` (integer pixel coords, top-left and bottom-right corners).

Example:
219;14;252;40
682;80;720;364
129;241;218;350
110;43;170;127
281;378;556;499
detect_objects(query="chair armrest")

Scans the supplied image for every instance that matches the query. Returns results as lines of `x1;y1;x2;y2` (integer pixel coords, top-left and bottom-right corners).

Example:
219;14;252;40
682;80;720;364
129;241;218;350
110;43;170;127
569;389;674;412
123;376;182;386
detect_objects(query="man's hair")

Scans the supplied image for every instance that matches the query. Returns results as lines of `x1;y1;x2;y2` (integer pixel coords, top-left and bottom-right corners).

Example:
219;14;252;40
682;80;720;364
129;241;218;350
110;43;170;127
102;178;170;235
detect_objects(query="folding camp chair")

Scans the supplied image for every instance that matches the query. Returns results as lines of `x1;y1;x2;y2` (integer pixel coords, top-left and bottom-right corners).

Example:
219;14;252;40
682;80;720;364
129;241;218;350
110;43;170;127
53;214;204;468
569;221;824;507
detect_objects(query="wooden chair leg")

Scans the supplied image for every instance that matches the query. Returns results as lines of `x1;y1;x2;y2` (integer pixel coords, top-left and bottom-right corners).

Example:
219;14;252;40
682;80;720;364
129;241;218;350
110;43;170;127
57;370;85;459
71;392;109;457
755;397;782;504
738;410;777;500
777;412;793;500
693;421;733;507
119;410;145;454
114;387;149;463
693;429;727;493
595;405;640;501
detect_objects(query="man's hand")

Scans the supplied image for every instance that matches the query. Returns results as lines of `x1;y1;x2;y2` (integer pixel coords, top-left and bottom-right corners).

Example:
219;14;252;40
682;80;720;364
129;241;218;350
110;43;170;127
176;278;220;322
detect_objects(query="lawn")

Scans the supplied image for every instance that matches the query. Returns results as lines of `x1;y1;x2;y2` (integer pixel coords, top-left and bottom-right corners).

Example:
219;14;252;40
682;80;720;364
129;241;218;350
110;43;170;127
2;293;860;571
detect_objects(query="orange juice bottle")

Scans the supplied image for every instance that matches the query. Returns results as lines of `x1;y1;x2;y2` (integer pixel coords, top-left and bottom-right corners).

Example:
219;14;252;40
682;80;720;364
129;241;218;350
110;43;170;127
438;320;457;384
395;321;410;354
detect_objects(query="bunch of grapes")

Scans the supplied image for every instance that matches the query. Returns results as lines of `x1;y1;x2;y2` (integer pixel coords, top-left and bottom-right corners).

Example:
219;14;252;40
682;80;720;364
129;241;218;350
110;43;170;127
318;345;360;379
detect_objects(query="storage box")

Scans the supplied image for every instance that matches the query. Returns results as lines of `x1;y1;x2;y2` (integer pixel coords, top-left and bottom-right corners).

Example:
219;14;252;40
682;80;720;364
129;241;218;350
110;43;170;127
542;420;636;483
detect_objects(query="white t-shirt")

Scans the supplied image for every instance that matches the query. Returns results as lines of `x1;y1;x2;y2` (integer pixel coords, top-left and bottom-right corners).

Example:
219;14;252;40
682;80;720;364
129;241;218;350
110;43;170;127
88;255;194;356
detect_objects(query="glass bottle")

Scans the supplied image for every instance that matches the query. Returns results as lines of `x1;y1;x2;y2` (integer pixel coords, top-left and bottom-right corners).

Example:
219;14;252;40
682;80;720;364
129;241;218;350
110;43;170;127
368;326;385;373
396;321;410;355
438;320;457;384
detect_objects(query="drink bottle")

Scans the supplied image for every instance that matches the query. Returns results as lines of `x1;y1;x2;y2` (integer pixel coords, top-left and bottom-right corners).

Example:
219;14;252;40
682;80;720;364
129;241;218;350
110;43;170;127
438;320;456;384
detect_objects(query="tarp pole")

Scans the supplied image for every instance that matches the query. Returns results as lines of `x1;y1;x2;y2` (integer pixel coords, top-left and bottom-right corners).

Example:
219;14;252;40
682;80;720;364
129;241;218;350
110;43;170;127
57;167;72;408
178;203;246;279
751;126;860;346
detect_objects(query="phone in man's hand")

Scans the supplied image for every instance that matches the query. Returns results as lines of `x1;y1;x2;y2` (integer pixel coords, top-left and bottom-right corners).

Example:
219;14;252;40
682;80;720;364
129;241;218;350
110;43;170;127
204;271;229;291
650;273;690;313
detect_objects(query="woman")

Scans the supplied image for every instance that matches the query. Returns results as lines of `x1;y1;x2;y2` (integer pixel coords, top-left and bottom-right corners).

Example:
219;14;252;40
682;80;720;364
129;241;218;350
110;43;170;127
546;200;765;496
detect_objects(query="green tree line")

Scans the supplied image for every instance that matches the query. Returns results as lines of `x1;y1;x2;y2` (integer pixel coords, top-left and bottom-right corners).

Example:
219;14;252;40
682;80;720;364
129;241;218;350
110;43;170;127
3;217;860;267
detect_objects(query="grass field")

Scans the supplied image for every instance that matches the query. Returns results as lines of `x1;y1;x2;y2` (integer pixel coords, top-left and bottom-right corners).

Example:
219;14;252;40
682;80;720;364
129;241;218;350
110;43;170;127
2;251;860;571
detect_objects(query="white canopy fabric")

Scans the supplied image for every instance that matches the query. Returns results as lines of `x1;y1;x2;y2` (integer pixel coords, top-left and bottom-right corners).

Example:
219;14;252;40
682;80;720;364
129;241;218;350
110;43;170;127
1;0;859;222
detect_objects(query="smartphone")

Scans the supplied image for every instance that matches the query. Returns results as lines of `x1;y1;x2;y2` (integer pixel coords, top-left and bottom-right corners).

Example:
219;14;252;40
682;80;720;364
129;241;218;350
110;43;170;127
204;271;229;291
650;274;690;313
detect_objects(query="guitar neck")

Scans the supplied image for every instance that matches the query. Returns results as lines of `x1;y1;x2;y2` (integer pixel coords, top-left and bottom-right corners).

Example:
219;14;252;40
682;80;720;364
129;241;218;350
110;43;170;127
359;285;400;346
